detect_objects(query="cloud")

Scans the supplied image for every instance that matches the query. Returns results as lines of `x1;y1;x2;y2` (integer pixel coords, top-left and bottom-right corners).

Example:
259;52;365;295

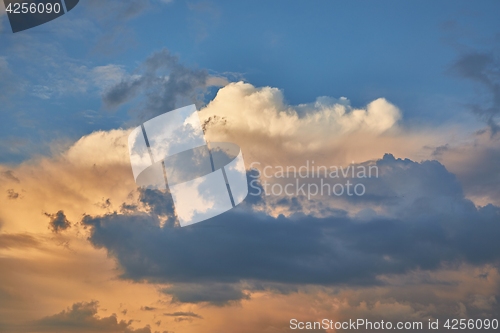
0;128;136;234
0;233;40;249
0;37;132;104
16;301;153;333
162;283;249;306
91;65;128;90
433;130;500;206
451;52;500;134
140;306;156;311
163;311;203;319
81;154;500;305
102;49;214;121
1;170;20;183
1;76;499;329
198;82;452;170
6;189;19;200
45;211;72;233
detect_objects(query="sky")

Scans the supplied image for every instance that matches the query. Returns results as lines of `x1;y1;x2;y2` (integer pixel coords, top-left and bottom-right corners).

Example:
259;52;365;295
1;1;500;332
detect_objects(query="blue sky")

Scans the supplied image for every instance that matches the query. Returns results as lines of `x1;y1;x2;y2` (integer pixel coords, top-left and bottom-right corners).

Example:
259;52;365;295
1;0;499;163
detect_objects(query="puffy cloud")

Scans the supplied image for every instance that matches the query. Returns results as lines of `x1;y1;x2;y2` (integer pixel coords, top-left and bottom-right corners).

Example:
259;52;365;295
199;82;451;170
81;154;500;306
0;128;136;234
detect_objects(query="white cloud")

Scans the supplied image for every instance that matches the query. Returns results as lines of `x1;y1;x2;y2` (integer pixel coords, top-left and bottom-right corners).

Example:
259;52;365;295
199;82;453;169
91;64;128;90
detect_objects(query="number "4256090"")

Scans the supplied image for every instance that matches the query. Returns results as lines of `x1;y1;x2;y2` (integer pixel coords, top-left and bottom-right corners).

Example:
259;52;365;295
5;2;61;14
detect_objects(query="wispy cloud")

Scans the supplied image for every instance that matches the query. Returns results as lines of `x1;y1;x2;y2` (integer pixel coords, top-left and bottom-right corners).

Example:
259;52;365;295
451;51;500;134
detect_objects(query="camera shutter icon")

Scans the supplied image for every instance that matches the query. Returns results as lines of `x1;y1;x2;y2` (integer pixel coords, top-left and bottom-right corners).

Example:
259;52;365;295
128;105;248;227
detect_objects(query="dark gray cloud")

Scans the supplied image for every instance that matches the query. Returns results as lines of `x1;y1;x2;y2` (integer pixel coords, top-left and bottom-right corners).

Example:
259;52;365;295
6;189;19;200
80;155;500;305
451;52;500;134
17;301;152;333
45;210;71;233
162;283;249;306
163;311;203;319
102;49;209;121
140;306;156;311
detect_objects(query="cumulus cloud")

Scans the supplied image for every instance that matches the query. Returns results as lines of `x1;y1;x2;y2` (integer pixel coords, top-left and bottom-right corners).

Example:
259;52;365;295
199;82;451;169
0;128;136;235
81;154;500;305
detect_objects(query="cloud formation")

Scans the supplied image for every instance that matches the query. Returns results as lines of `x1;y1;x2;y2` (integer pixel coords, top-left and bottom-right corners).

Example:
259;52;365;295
81;154;500;306
15;301;153;333
435;130;500;206
199;82;451;170
0;78;499;331
102;49;222;121
45;210;72;233
451;52;500;134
